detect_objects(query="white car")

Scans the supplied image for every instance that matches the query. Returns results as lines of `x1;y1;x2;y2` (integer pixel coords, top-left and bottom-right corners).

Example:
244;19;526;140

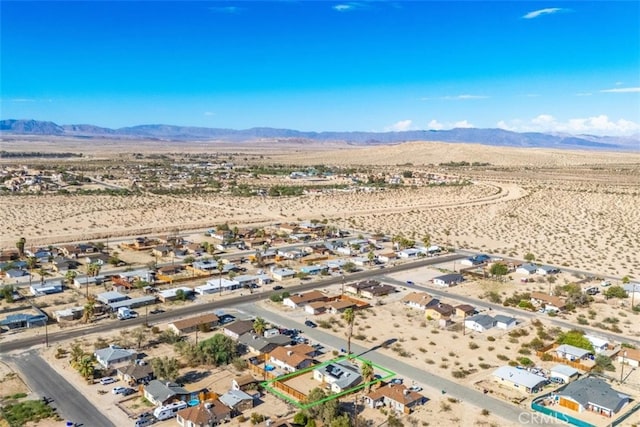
99;377;116;385
112;386;127;395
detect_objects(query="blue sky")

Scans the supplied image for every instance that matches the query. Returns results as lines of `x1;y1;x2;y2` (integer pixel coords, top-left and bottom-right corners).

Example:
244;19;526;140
2;1;639;135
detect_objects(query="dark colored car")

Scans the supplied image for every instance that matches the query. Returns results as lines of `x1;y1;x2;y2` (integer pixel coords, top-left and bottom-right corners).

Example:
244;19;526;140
273;285;284;290
304;320;317;328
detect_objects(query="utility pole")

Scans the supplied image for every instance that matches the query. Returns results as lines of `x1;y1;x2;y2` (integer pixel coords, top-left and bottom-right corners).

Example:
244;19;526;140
621;351;627;383
341;274;345;296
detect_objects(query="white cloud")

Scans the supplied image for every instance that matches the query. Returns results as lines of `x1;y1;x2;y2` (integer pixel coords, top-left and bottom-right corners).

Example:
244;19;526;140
204;112;216;116
441;94;489;100
600;87;640;93
427;120;444;130
333;2;366;12
497;114;640;136
522;7;567;19
454;120;474;128
426;119;474;130
385;120;414;132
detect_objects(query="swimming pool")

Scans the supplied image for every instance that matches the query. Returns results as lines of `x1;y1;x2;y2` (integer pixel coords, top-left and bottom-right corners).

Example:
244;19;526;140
265;365;275;371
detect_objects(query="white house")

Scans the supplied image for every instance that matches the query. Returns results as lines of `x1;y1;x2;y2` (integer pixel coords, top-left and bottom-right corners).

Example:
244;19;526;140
397;248;420;259
464;314;495;333
94;345;137;369
516;263;538;275
271;268;296;281
585;335;609;354
537;265;560;275
195;279;240;295
313;361;362;393
494;315;517;330
432;273;464;287
550;364;580;384
492;366;547;394
556;344;592;362
617;348;640;368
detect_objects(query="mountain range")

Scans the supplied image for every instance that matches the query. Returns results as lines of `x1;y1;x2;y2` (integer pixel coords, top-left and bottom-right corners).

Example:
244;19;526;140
1;119;638;151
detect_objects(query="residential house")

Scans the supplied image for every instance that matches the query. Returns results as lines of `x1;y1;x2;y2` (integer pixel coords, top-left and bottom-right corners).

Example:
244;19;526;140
516;263;538;275
377;253;396;264
304;301;328;315
326;300;357;314
116;362;155;385
238;333;292;354
53;306;84;322
492;366;547;393
268;344;315;372
537;265;560;275
196;279;241;295
223;320;255;340
550;364;580;384
144;380;191;406
299;265;328;276
73;275;104;289
397;248;421;259
344;280;380;295
232;374;259;392
401;292;438;311
494;315;517;330
97;291;129;305
107;296;156;312
360;284;396;299
455;304;475;318
425;303;454;320
158;287;194;303
617;348;640;368
432;273;464;287
151;245;171;258
219;389;254;414
464;314;496;333
283;291;327;309
169;313;220;335
5;269;29;279
556;344;593;362
364;383;426;414
94;345;137;369
177;400;232;427
530;292;566;312
51;257;80;273
0;312;47;329
585;335;610;354
271;268;297;281
313;361;362;393
30;279;64;296
556;377;630;417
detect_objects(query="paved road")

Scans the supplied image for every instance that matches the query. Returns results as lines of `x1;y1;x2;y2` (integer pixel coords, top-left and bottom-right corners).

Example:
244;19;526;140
3;350;115;427
239;304;562;426
2;254;465;352
381;276;640;348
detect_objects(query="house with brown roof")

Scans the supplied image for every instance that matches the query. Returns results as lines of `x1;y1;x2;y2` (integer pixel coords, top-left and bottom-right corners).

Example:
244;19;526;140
223;320;255;340
304;301;328;315
232;374;259;392
364;383;426;414
455;304;475;318
169;313;220;335
425;303;454;320
116;362;155;386
617;348;640;368
530;292;566;312
283;291;327;309
268;344;316;373
361;284;396;299
401;292;438;310
177;400;231;427
344;280;380;295
326;300;357;314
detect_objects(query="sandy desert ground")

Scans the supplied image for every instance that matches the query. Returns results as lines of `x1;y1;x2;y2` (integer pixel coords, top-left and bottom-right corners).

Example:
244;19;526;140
2;139;639;278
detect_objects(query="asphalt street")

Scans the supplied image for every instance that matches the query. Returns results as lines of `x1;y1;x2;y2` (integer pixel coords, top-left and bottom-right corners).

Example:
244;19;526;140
3;350;115;427
239;303;563;426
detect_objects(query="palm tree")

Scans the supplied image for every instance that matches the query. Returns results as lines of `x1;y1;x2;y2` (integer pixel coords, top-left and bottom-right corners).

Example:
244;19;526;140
343;308;355;357
361;359;374;392
26;256;38;270
422;233;431;248
65;270;78;285
69;343;85;368
81;296;96;323
253;317;267;336
77;355;96;379
16;237;26;258
367;250;376;265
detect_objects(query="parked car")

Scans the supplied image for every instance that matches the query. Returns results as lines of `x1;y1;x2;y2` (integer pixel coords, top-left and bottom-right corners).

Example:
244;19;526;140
549;377;565;384
122;388;136;396
409;385;423;392
273;285;284;290
304;320;317;328
100;377;116;385
112;386;127;395
391;378;403;385
406;280;415;285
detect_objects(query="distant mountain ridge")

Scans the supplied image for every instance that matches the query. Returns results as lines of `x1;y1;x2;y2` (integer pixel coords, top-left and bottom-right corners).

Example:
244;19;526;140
1;119;638;151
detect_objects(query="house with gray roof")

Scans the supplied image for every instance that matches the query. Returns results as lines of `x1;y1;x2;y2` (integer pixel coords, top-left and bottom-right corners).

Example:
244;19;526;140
556;377;630;417
550;364;580;384
494;315;517;330
143;379;191;406
556;344;592;362
432;273;464;287
464;314;496;333
0;312;48;329
219;389;254;413
313;361;362;393
516;263;538;275
238;332;291;354
30;279;63;296
492;366;547;394
97;291;129;305
223;320;255;340
94;345;137;369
